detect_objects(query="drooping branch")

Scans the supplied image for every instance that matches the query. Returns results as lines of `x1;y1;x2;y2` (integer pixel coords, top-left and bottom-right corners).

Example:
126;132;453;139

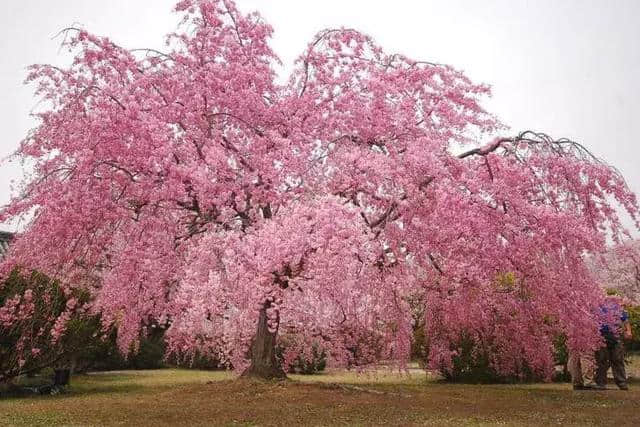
458;130;600;162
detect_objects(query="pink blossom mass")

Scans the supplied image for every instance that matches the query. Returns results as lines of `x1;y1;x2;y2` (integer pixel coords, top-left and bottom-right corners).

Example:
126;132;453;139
1;0;639;379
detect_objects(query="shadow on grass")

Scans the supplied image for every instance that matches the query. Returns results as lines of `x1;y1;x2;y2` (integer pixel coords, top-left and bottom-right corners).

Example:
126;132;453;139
2;372;184;401
0;383;147;402
66;382;146;397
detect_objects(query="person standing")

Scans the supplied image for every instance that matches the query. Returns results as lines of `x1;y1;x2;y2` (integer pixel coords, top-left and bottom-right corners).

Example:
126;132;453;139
593;299;633;390
568;351;596;390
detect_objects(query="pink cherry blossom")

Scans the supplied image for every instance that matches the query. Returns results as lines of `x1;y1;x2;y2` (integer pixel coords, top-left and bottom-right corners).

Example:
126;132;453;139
1;0;638;379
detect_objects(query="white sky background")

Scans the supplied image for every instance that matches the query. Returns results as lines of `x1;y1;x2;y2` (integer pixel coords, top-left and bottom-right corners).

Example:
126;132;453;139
1;0;639;233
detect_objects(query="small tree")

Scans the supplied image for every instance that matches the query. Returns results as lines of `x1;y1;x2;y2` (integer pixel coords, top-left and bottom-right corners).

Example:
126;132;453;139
0;269;88;385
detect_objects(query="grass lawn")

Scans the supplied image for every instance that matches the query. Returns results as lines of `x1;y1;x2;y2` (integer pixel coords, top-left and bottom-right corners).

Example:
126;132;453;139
1;361;639;426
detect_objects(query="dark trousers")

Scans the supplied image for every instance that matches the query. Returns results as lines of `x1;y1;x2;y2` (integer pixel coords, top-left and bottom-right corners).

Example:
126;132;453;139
595;341;627;388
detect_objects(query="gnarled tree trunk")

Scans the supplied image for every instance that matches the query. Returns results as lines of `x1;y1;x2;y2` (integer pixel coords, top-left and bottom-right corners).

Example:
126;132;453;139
241;302;286;380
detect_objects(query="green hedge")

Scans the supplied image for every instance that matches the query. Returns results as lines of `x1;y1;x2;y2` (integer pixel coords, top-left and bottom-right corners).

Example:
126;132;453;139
625;305;640;351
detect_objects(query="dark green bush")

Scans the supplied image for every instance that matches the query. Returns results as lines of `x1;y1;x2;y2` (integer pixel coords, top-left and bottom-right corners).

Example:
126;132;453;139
289;345;327;374
440;333;541;384
276;336;327;375
169;350;226;370
624;304;640;351
79;327;167;372
551;334;571;382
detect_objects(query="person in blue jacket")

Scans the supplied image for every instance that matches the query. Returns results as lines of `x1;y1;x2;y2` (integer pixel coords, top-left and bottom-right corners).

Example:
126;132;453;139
593;300;633;390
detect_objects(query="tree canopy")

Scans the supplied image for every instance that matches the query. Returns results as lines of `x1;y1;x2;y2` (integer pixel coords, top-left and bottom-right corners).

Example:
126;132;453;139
1;0;638;379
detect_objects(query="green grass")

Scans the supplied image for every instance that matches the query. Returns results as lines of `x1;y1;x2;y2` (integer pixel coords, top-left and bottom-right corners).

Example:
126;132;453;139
1;365;639;426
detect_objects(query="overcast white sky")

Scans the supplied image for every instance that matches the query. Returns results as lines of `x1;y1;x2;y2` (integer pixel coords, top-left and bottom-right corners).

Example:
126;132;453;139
1;1;639;232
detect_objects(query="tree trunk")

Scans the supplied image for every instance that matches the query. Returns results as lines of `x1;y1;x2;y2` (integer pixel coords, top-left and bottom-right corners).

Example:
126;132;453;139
241;302;286;380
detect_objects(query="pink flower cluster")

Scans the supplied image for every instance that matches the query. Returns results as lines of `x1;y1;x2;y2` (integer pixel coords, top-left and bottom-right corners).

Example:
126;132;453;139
1;0;638;378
